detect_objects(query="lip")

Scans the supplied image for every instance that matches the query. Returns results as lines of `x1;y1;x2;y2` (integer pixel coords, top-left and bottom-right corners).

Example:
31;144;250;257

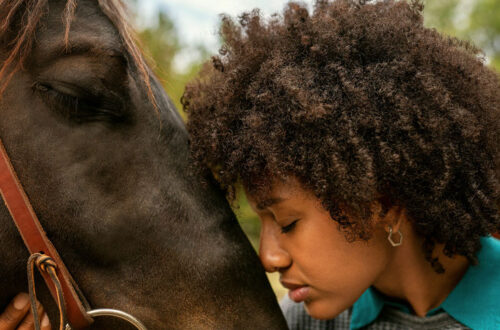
281;280;310;303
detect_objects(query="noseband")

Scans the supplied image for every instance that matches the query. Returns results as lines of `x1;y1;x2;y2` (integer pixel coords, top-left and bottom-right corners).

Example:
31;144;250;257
0;139;147;330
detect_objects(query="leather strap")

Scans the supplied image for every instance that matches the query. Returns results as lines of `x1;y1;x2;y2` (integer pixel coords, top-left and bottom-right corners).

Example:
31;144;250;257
0;139;93;329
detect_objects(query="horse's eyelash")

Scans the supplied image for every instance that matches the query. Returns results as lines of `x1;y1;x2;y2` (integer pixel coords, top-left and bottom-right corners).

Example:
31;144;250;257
34;82;88;110
33;82;125;122
49;88;80;111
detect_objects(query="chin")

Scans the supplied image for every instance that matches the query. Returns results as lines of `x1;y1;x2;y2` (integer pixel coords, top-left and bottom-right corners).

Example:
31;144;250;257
303;298;347;320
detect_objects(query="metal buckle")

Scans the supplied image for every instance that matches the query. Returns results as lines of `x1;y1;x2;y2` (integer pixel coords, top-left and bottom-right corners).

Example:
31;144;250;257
65;308;148;330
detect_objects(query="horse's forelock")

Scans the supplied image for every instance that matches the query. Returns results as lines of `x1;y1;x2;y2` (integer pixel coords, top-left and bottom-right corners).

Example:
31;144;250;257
97;0;158;112
0;0;157;112
0;0;48;95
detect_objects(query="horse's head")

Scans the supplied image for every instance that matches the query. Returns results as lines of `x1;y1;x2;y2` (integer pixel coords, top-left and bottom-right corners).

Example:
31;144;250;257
0;0;286;328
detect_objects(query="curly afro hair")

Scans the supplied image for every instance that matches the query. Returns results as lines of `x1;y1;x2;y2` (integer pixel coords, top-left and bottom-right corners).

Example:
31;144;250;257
182;0;500;272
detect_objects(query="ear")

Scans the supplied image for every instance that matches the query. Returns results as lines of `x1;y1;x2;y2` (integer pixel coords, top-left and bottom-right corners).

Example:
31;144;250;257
382;205;404;233
372;199;404;233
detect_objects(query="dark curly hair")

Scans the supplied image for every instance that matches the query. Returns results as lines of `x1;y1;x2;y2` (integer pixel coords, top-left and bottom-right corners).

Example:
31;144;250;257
182;0;500;272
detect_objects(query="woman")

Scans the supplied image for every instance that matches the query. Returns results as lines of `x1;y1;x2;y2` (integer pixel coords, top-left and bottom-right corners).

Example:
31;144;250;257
182;0;500;328
2;0;499;329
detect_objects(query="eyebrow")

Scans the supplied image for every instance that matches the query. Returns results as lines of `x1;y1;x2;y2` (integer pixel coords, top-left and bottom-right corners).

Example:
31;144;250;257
68;43;122;57
256;197;285;210
46;40;125;63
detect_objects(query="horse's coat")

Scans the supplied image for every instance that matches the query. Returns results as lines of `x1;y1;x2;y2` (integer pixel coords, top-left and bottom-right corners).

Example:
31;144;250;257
0;0;287;328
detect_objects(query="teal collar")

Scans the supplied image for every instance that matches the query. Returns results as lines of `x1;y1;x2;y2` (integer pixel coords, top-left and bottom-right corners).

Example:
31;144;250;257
350;236;500;330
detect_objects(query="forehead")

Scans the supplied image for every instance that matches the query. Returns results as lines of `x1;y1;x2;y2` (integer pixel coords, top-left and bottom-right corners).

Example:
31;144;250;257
34;0;124;65
246;176;313;210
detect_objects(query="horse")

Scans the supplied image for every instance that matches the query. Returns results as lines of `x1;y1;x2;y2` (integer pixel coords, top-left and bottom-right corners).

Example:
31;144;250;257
0;0;287;328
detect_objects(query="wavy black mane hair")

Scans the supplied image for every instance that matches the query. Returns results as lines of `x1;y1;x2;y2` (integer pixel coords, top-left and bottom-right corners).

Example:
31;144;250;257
183;0;500;272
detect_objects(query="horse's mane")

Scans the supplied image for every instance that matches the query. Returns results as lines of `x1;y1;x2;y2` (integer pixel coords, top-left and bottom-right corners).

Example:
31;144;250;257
0;0;156;108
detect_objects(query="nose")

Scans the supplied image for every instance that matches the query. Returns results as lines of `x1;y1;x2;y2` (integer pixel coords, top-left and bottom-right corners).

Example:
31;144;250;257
259;220;292;272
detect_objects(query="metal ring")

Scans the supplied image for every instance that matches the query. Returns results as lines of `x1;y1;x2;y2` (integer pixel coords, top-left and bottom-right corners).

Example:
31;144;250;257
65;308;148;330
388;227;403;247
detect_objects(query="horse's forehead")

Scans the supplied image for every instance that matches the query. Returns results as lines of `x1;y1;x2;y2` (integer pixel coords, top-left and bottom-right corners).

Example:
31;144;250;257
36;0;123;61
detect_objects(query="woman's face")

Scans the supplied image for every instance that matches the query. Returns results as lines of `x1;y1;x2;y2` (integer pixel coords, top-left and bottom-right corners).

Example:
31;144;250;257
247;178;395;319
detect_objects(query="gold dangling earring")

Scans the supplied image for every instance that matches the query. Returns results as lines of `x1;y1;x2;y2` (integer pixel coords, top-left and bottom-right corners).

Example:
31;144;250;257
388;225;403;247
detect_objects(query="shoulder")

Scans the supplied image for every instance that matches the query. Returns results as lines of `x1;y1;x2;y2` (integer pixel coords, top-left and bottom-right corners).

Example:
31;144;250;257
474;236;500;286
279;296;351;330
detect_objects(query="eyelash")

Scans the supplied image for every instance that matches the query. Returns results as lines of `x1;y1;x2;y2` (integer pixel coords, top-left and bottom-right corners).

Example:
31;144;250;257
33;82;125;123
280;220;298;234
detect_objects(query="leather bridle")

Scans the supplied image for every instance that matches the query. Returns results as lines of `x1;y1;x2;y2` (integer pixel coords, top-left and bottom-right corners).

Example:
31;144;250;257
0;139;147;330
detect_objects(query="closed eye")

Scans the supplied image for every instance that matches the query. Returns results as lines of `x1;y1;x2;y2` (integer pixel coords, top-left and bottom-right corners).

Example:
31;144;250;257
280;219;299;234
33;81;128;124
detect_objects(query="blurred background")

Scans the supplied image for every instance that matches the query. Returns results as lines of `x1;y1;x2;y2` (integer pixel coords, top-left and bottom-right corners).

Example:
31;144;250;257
125;0;499;300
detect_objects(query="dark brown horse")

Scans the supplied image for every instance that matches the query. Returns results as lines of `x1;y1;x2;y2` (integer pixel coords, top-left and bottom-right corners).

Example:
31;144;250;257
0;0;287;328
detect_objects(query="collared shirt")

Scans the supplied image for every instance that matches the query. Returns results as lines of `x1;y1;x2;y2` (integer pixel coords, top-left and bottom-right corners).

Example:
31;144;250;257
350;236;500;330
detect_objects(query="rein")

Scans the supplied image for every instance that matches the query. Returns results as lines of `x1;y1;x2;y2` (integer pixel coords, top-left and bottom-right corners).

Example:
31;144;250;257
0;139;147;330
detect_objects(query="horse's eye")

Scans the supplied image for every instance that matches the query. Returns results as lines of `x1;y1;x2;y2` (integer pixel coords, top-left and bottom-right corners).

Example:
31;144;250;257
33;81;127;124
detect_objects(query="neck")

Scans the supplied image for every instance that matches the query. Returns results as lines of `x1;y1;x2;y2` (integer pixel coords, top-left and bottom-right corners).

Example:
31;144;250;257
372;221;470;316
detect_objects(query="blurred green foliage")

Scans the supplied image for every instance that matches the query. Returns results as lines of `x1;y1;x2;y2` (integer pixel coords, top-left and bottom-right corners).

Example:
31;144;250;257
134;11;208;118
424;0;500;70
132;0;499;253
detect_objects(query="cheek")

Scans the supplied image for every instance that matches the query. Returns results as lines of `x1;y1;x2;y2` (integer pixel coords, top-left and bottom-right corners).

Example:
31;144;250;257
300;213;390;276
300;225;392;319
341;237;391;283
313;231;391;287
